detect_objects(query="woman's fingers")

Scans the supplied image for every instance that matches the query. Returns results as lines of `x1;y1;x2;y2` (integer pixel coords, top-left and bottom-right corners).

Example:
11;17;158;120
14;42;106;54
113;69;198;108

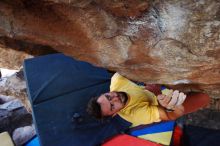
167;90;179;108
157;94;165;100
157;94;169;107
176;92;187;105
158;89;187;109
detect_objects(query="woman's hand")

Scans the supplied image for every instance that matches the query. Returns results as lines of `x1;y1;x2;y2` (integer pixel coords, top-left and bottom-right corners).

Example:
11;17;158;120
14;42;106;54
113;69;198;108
157;90;187;110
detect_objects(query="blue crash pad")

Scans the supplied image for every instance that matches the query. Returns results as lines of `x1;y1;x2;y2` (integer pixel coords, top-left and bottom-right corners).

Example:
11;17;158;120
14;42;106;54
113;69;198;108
25;136;40;146
23;54;131;146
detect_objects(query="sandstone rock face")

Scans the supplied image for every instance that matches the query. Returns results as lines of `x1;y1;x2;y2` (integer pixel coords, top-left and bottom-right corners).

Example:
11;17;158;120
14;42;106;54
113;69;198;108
0;39;33;70
0;0;219;98
0;37;58;69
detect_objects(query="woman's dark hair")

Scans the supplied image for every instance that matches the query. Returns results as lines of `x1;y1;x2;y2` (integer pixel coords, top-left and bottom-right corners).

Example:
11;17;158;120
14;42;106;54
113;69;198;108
87;96;103;119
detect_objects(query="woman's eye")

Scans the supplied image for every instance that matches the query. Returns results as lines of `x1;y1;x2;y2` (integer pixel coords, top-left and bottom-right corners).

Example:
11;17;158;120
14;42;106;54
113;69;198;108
105;94;111;100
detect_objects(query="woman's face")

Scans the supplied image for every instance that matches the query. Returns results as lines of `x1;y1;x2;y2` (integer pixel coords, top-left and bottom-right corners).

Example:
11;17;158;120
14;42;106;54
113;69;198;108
97;91;128;116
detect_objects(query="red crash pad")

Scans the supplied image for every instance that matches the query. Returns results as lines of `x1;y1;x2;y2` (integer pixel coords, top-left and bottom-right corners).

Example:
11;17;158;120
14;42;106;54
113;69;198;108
102;134;162;146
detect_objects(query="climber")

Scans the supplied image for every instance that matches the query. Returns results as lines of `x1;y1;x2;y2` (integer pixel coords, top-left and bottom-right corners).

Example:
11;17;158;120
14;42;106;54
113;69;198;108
87;73;210;126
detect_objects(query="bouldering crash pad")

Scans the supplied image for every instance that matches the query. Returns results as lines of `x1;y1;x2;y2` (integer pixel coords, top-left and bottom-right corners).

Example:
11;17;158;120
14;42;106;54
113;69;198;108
23;54;131;146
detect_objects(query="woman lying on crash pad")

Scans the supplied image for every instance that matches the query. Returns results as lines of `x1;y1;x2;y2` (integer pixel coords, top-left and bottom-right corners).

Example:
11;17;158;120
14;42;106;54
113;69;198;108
87;73;210;127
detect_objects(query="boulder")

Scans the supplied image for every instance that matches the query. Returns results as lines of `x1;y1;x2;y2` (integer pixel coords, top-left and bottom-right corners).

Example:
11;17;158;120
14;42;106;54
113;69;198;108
0;100;32;135
12;125;36;146
0;0;219;98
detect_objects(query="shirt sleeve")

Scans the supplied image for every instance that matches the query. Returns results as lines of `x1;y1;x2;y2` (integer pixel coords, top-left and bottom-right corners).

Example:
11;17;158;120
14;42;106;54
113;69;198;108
119;105;161;127
110;73;129;91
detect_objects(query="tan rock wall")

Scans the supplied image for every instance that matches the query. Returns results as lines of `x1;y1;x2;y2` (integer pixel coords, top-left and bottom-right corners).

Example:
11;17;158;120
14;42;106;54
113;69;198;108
0;0;219;98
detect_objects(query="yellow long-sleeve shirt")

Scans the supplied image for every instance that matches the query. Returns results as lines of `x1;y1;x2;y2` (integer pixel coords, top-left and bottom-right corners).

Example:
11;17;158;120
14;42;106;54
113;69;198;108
110;73;161;127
